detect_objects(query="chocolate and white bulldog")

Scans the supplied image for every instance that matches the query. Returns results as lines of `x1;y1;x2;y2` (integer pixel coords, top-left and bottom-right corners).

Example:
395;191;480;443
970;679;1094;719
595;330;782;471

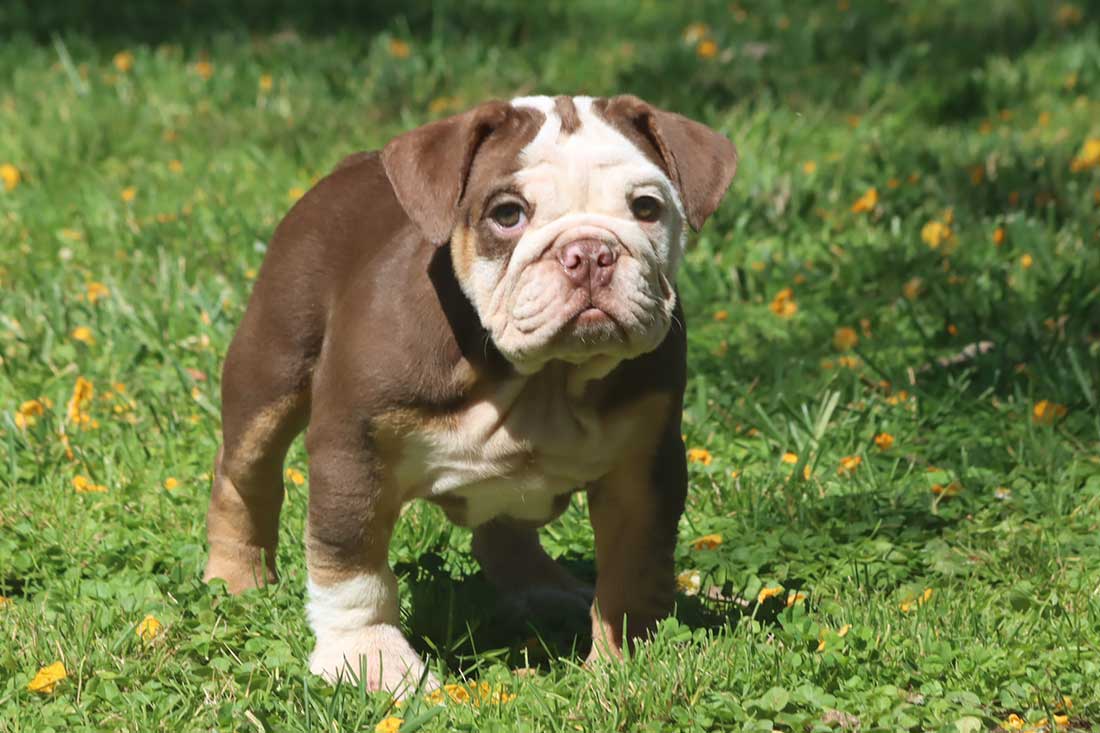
203;94;737;695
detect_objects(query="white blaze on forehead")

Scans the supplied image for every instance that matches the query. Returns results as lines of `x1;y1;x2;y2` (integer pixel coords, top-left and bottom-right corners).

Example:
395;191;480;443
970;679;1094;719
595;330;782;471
509;96;684;228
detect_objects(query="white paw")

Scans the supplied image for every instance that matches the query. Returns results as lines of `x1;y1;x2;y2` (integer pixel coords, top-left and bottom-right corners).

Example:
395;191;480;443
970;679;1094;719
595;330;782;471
309;624;440;699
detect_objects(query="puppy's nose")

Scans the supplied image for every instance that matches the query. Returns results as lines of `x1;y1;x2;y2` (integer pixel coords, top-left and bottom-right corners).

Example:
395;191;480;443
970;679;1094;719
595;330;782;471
557;240;617;287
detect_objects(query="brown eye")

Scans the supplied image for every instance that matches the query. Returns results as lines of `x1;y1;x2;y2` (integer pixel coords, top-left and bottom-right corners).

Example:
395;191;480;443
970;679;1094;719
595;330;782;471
630;195;662;222
489;202;526;229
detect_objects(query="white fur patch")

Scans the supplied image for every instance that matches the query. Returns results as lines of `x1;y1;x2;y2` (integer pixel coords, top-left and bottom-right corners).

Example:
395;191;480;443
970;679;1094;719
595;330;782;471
307;571;399;633
307;572;438;697
391;364;654;527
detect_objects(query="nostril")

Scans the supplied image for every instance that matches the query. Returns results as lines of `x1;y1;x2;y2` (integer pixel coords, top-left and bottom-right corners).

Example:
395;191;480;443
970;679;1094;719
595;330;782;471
595;244;617;268
561;250;583;270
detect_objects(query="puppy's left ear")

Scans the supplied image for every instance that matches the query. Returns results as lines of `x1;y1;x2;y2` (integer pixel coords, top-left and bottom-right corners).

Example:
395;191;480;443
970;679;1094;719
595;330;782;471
382;100;516;245
598;95;738;231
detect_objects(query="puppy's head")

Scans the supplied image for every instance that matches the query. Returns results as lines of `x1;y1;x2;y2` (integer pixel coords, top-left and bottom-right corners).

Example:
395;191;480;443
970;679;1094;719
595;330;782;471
383;95;737;375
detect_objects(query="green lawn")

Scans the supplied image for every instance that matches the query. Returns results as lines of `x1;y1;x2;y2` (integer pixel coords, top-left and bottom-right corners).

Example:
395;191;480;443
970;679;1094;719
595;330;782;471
2;1;1100;731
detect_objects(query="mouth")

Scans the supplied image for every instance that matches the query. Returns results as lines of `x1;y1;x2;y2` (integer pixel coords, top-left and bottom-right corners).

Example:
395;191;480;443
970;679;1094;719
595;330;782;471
564;302;624;343
575;306;612;327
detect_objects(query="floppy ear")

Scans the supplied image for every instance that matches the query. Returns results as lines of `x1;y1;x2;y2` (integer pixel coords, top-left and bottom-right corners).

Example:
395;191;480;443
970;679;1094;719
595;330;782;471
381;101;515;245
599;95;738;231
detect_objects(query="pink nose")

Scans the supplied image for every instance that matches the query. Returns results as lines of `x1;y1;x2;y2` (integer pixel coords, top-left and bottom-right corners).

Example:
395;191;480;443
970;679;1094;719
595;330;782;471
557;240;617;287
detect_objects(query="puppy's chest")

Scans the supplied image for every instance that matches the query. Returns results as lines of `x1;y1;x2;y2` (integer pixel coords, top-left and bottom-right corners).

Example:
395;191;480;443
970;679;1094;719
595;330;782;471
385;376;636;526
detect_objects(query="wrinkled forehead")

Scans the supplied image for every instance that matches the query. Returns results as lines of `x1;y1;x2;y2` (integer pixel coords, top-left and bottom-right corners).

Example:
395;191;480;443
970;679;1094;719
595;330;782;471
508;96;678;210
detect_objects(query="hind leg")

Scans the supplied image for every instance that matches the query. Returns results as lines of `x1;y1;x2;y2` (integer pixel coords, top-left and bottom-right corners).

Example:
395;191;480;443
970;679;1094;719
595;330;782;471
204;310;311;593
472;519;592;619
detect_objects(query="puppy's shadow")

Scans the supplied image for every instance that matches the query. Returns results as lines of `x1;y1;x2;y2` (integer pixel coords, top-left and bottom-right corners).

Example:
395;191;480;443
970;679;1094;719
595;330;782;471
396;552;749;676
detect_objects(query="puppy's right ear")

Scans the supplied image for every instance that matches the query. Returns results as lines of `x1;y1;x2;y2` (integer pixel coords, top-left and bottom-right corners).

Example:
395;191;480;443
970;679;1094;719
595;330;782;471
382;101;516;245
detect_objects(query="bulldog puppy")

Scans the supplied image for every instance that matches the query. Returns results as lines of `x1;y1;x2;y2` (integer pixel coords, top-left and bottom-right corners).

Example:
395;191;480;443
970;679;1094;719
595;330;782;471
203;94;737;696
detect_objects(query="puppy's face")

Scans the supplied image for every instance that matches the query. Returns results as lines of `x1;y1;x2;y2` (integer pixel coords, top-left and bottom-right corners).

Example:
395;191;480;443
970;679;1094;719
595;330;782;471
383;95;738;375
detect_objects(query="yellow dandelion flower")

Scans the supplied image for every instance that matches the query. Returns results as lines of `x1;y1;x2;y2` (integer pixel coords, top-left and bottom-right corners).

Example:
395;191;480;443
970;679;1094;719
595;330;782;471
429;96;455;115
285;467;306;486
71;326;95;345
781;451;799;464
850;187;878;214
785;591;807;607
1003;713;1025;730
931;481;962;497
885;389;909;406
194;60;214;80
833;326;859;351
902;277;923;300
113;51;134;73
73;475;107;493
757;585;784;604
15;399;46;430
1070;138;1100;172
120;186;137;203
0;163;21;192
921;220;952;249
259;73;273;92
288;186;305;202
692;533;722;551
687;447;713;465
947;323;958;336
886;177;900;189
0;596;10;608
375;718;404;733
67;376;94;423
713;309;729;322
167;159;183;174
136;614;162;641
1020;253;1033;269
1054;714;1069;728
388;39;411;59
28;661;67;694
163;477;179;491
769;287;798;318
993;226;1005;246
86;282;110;303
838;623;851;637
874;433;894;450
676;569;702;596
696;39;718;59
1032;400;1067;425
899;587;933;612
802;160;817;175
837;455;862;476
444;683;471;704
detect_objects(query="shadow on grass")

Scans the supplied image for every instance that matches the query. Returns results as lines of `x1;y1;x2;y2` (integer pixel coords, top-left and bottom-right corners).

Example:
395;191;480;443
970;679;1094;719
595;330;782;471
393;485;968;677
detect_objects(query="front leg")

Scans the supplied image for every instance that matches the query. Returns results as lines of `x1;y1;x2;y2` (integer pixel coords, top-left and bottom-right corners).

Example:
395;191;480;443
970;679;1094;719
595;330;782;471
587;417;687;661
304;422;438;698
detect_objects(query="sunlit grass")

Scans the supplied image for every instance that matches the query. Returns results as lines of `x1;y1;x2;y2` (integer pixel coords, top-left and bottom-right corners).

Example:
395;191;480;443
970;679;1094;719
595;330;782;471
2;1;1100;730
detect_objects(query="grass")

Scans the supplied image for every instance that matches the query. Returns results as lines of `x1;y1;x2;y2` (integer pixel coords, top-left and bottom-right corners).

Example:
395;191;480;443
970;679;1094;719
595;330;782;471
2;0;1100;730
